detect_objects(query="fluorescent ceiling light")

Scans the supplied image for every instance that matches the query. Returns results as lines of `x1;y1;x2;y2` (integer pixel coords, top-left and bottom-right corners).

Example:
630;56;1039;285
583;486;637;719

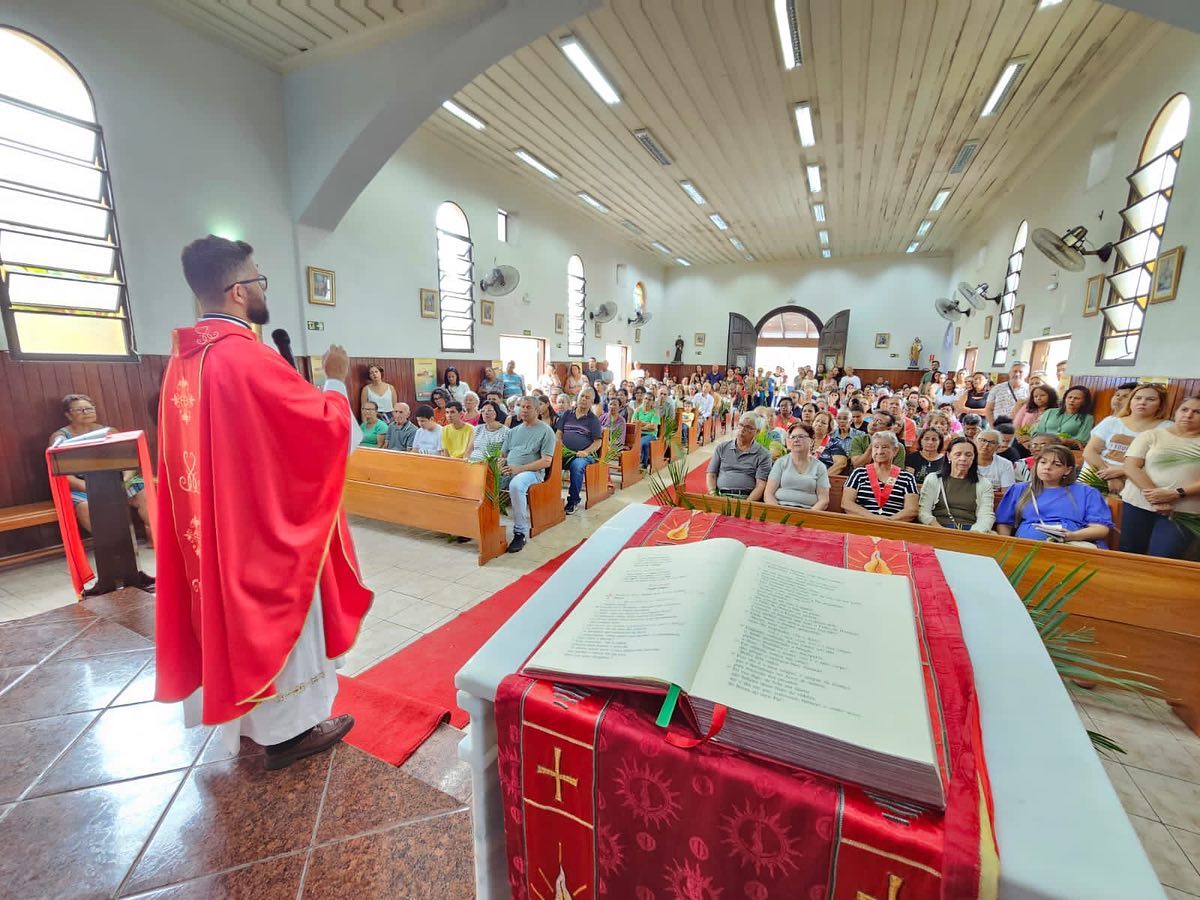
821;248;832;259
559;35;620;105
813;203;826;222
441;100;485;130
818;230;829;245
793;102;816;147
916;220;932;237
929;189;951;212
622;220;642;234
709;213;728;231
674;257;691;267
981;58;1028;117
1037;0;1063;8
514;149;559;180
773;0;801;70
907;242;921;254
744;254;755;262
577;192;609;213
729;236;746;251
806;164;822;194
679;181;706;205
650;241;671;254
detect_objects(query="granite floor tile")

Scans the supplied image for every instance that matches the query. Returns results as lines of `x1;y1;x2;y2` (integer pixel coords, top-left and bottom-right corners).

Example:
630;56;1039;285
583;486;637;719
0;711;96;802
0;664;30;695
1101;760;1157;820
120;852;307;899
113;659;158;706
1170;827;1200;878
1130;814;1200;894
0;619;91;668
399;723;472;805
364;588;422;622
1129;769;1200;833
0;771;184;900
125;753;332;894
195;734;264;766
302;809;474;899
314;744;460;843
423;582;490;611
1096;718;1200;784
48;617;154;661
0;650;151;725
0;603;97;630
29;701;210;798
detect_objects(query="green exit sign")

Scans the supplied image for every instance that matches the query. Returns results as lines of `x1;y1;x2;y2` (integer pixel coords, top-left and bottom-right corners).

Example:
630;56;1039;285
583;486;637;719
522;329;532;336
306;321;324;331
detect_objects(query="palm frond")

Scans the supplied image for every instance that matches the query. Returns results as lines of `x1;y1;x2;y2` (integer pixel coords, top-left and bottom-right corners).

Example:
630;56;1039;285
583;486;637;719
1076;467;1110;493
1172;512;1200;540
647;455;691;508
479;443;511;516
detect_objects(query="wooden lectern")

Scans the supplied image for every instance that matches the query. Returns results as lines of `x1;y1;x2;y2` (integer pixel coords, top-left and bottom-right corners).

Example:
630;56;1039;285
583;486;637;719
46;430;156;597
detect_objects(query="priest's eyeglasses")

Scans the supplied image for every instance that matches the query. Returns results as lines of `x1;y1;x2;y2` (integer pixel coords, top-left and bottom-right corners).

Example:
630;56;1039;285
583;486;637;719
224;275;268;293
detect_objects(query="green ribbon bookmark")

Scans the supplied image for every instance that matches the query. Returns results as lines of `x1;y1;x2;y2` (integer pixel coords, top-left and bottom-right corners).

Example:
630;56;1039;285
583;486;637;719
656;683;682;728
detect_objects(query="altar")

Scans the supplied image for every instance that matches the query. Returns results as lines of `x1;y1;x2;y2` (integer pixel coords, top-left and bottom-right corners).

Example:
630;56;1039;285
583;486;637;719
455;504;1162;899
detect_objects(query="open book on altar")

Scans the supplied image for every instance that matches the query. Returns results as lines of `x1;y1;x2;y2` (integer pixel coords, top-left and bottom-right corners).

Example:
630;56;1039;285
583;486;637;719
523;538;945;808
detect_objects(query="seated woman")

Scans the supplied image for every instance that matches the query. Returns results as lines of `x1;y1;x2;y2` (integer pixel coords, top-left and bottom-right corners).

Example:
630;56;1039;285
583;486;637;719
905;427;945;484
461;391;481;425
1031;385;1095;447
1119;395;1200;559
1082;383;1170;494
919;436;995;532
430;389;450;425
563;363;586;397
842;432;919;521
764;423;830;510
995;444;1113;547
50;393;150;538
468;401;509;461
478;365;505;399
1013;384;1057;443
810;412;848;476
359;401;388;447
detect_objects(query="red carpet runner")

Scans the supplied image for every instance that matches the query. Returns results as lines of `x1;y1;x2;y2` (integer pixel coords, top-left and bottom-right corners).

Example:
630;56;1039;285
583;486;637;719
333;544;579;766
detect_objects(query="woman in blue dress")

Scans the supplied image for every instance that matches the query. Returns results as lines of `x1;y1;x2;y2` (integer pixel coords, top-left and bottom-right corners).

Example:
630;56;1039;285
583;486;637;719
995;444;1113;547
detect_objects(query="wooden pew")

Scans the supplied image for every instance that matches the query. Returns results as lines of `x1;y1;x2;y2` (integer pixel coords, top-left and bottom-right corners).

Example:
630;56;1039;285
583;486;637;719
676;409;699;456
528;435;565;537
680;490;1200;735
702;414;716;445
562;429;613;510
614;422;643;487
344;449;506;565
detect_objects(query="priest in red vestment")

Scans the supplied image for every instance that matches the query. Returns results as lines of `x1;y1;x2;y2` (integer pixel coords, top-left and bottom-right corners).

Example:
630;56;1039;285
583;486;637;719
155;235;373;770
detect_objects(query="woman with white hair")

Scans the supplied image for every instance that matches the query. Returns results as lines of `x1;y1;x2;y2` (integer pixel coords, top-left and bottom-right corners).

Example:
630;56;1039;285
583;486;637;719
461;390;481;424
842;431;919;520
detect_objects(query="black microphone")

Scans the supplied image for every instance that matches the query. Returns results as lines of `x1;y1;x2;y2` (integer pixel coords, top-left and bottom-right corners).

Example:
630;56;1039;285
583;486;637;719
271;328;297;370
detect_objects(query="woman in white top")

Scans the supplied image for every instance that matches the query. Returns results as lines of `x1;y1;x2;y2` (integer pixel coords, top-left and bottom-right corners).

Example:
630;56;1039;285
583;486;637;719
443;367;471;404
932;375;960;408
764;423;830;510
361;365;398;423
1119;395;1200;559
1082;383;1170;494
537;364;561;394
563;363;586;397
468;401;509;461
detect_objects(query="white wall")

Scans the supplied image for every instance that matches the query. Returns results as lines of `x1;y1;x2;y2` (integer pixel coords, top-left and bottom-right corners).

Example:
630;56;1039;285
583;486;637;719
0;0;301;356
948;26;1200;378
294;128;667;360
649;256;954;369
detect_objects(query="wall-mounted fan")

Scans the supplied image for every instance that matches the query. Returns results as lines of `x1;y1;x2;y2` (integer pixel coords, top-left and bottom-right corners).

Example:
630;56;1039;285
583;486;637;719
589;301;618;324
956;281;999;309
1031;226;1113;272
934;296;970;322
479;265;521;296
628;310;653;327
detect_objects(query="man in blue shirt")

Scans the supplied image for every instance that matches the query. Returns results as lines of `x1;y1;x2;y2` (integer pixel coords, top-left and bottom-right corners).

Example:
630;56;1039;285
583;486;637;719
500;360;526;399
556;388;603;515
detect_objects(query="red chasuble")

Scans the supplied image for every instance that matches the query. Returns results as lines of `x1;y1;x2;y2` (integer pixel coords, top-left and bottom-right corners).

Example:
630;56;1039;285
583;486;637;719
154;318;372;724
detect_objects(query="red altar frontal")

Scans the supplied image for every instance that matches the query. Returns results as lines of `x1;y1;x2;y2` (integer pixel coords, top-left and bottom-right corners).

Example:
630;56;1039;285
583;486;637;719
495;509;998;900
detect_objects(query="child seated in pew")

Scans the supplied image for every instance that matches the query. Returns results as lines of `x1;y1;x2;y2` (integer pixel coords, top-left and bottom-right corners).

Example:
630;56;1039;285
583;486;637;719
412;404;445;455
680;400;696;445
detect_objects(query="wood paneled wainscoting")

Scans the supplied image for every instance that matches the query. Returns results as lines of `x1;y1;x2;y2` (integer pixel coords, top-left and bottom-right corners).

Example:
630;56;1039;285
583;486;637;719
1070;376;1200;419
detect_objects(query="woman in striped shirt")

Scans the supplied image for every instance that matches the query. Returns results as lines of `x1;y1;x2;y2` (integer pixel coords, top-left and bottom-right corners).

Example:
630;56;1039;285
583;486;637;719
842;431;919;521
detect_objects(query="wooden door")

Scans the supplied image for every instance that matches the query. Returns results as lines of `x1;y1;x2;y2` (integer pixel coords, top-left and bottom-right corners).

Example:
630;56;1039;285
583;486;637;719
727;313;756;371
963;346;979;373
816;309;850;370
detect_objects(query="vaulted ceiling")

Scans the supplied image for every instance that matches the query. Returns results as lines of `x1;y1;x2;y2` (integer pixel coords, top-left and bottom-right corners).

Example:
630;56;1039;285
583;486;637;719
153;0;1172;266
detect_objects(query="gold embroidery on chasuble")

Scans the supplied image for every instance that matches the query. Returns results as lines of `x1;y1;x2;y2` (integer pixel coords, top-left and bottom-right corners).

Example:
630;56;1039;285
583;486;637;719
857;872;904;900
178;450;200;494
171;377;196;424
537;746;580;803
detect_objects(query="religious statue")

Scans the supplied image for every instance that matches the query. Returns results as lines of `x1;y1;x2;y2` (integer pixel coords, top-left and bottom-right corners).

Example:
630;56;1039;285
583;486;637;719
908;337;922;369
673;335;685;363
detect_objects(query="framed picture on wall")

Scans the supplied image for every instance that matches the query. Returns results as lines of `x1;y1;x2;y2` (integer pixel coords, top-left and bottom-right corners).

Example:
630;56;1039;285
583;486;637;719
419;288;438;318
594;320;602;339
480;299;495;326
694;332;706;348
554;313;565;334
1083;273;1104;317
954;326;961;346
307;267;335;306
874;332;890;349
634;327;642;343
1151;246;1184;303
1012;304;1026;334
983;315;993;340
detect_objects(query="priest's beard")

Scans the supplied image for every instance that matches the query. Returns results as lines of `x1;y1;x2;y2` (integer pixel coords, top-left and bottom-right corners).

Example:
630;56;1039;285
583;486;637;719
247;297;270;325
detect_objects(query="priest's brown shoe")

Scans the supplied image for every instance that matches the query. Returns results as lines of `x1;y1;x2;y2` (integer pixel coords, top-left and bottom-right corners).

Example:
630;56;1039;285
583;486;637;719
264;714;355;770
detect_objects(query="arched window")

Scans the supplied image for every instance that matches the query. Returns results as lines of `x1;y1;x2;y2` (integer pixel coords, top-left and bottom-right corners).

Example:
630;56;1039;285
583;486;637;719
435;201;474;352
567;254;585;358
1098;93;1190;365
992;220;1027;367
0;28;134;359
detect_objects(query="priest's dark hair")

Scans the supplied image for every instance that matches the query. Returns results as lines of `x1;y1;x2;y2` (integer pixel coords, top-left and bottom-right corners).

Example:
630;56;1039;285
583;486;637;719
181;235;254;307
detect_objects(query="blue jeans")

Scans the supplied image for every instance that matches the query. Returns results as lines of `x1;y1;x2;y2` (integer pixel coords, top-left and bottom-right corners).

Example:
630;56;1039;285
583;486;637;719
501;470;541;536
1119;502;1195;559
640;434;655;467
566;455;593;505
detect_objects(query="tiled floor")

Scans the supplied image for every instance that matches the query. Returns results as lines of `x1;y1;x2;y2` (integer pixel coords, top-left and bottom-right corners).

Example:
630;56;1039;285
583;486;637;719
2;442;1200;897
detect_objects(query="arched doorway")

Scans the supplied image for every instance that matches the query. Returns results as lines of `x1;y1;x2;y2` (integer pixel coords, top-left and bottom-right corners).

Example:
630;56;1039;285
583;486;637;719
754;306;822;377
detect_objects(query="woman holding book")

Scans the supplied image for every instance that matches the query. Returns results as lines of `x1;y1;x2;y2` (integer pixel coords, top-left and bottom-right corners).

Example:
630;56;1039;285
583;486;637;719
842;431;919;521
765;423;831;510
995;444;1113;546
918;436;994;531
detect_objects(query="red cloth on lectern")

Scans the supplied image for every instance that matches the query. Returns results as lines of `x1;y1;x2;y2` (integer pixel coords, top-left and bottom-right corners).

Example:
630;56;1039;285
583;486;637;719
495;508;998;900
153;318;372;724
